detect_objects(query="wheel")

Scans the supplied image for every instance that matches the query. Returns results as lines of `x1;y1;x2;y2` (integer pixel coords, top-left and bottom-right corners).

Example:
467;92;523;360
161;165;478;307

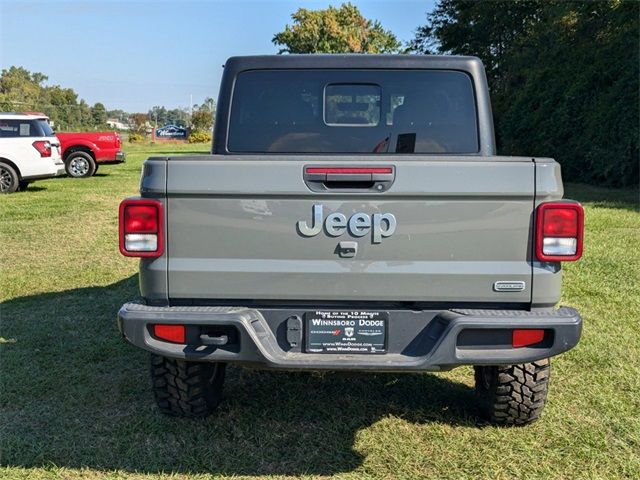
18;181;31;191
474;359;550;425
65;151;96;178
150;354;226;417
0;163;19;193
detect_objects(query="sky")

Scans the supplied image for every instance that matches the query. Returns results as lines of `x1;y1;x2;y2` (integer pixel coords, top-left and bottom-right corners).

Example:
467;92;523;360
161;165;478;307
0;0;435;113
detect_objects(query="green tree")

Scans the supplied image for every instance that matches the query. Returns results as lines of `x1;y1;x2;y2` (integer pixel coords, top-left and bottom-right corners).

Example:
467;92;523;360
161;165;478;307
193;97;215;114
190;110;213;133
411;0;639;187
78;100;92;129
0;66;45;112
0;66;113;132
129;113;148;136
156;107;187;127
46;85;81;130
91;102;107;127
273;3;401;54
107;109;129;123
148;106;168;126
202;97;215;113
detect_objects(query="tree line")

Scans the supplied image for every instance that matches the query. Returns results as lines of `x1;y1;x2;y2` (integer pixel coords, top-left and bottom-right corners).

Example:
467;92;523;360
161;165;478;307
0;66;214;136
0;67;109;131
409;0;639;188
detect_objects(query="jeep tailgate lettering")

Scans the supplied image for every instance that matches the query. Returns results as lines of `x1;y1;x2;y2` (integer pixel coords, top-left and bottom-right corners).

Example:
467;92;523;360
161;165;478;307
297;204;396;243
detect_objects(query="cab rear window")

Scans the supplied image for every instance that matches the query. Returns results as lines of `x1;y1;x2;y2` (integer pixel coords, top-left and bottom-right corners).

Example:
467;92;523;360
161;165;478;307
228;69;478;154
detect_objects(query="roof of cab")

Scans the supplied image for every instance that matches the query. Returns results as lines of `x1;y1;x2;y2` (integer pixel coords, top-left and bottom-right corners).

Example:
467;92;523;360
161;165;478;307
223;54;484;72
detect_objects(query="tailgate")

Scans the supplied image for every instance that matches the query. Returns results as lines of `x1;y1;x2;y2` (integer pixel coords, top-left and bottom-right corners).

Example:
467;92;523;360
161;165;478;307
165;155;534;304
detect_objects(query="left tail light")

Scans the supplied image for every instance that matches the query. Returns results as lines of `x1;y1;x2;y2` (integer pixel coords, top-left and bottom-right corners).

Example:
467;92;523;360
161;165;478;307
535;201;584;261
32;140;52;157
119;199;163;257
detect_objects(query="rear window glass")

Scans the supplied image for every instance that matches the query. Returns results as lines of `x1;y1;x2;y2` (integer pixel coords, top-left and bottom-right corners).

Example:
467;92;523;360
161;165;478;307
324;84;381;126
37;119;55;136
228;69;478;154
0;119;42;137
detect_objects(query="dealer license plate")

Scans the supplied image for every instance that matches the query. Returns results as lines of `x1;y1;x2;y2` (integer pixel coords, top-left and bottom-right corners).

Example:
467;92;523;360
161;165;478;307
305;311;387;354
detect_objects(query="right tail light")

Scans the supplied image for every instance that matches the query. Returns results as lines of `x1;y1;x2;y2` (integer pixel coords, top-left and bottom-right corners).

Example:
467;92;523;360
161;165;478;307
535;201;584;261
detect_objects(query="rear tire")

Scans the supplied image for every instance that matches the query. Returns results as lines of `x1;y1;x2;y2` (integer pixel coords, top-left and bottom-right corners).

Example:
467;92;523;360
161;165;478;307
0;163;19;193
474;359;550;425
65;151;96;178
150;354;226;417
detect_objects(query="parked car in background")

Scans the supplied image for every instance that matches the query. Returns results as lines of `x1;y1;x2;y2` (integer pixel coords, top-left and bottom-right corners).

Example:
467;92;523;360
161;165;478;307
56;131;126;177
0;113;65;193
156;124;187;138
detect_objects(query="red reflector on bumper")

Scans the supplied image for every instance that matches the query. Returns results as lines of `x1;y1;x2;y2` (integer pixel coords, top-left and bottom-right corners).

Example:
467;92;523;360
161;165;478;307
512;329;545;348
153;324;185;344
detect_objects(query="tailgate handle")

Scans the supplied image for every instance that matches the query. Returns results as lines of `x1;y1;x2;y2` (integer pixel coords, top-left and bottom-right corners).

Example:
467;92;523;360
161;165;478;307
199;334;228;346
304;166;395;192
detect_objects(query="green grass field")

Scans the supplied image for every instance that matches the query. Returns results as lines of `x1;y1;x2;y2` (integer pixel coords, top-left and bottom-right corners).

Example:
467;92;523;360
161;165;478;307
1;143;639;479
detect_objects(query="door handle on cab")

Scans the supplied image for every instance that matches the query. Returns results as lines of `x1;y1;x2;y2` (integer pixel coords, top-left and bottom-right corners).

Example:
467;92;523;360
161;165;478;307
303;166;395;192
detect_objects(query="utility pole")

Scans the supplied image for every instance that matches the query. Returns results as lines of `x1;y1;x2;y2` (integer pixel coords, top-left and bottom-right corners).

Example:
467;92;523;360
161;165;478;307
152;111;158;141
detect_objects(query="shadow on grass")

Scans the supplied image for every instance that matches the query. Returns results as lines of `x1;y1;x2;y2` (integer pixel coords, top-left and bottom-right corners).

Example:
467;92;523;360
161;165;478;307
0;276;480;476
17;185;47;192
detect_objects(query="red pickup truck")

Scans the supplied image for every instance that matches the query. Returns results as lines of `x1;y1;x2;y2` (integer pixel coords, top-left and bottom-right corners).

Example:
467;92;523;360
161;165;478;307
56;131;126;178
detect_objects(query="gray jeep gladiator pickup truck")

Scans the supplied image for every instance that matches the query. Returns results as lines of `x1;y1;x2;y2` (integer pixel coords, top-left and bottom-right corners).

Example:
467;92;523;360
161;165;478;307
117;55;584;425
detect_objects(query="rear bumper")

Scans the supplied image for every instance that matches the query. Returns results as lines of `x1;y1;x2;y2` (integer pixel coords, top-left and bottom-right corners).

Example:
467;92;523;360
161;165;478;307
117;303;582;372
97;151;126;164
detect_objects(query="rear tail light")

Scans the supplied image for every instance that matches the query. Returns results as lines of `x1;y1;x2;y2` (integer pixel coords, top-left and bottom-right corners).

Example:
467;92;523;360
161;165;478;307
119;199;163;257
32;140;52;157
536;202;583;261
116;133;121;148
152;324;185;343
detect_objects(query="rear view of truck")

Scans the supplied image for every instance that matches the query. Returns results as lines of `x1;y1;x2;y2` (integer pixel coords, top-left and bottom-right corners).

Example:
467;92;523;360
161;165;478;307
118;55;583;425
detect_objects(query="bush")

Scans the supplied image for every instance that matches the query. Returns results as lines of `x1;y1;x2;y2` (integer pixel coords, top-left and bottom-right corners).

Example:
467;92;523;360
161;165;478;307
188;131;212;144
128;133;144;143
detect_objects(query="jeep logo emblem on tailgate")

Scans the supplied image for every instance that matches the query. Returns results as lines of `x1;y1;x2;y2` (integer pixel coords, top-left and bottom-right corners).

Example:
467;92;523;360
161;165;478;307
297;204;396;243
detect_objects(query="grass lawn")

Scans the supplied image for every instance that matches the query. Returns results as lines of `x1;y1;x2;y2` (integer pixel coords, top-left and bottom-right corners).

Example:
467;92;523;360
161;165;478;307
1;142;639;479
